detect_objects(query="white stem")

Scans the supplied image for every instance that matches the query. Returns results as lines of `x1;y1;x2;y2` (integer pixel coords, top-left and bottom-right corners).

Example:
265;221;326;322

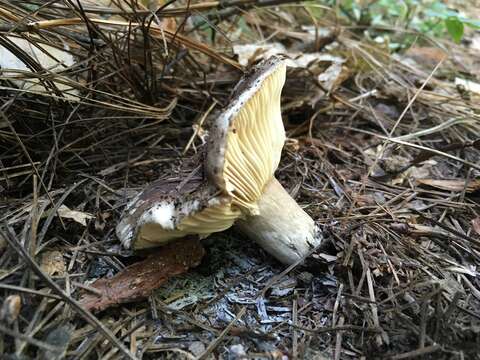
235;178;322;265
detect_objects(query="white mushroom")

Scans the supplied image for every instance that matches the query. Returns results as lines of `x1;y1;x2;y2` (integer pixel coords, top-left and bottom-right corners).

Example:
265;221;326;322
116;57;322;264
206;56;322;264
116;173;241;250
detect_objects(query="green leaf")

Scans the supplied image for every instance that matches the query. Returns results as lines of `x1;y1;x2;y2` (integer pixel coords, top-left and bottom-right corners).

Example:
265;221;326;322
445;16;464;43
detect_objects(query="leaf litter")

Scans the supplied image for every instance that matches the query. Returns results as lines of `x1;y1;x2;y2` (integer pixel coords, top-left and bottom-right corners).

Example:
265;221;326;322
0;1;479;359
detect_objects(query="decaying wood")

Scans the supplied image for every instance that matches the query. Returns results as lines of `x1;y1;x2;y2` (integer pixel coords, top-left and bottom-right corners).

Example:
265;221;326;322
79;237;205;312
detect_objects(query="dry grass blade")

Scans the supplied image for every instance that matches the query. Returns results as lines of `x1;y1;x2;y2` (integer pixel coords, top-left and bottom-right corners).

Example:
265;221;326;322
0;226;137;360
3;16;240;69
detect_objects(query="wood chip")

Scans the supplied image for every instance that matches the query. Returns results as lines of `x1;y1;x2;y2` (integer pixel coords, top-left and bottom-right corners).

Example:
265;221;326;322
79;237;205;312
40;251;66;276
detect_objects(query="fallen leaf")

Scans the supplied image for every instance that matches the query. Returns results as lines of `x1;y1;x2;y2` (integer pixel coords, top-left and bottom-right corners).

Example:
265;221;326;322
0;232;6;252
417;179;480;192
405;46;448;69
233;42;344;68
408;223;448;237
0;36;77;99
0;295;21;324
57;205;93;226
472;218;480;236
407;160;437;180
455;77;480;95
317;63;350;93
233;43;286;66
79;236;205;312
40;251;66;276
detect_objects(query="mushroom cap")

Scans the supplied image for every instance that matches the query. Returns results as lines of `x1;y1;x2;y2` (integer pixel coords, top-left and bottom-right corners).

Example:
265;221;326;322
116;163;241;250
116;56;286;250
206;56;287;214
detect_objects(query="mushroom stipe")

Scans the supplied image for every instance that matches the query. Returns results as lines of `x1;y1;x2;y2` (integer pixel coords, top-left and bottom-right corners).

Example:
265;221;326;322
116;56;323;265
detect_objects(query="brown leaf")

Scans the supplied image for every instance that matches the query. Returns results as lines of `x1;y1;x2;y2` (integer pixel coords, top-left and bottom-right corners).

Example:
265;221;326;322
317;63;350;93
57;205;94;226
79;237;205;312
472;218;480;236
40;251;66;276
0;232;6;252
0;295;21;324
417;179;480;193
405;46;448;69
162;17;177;33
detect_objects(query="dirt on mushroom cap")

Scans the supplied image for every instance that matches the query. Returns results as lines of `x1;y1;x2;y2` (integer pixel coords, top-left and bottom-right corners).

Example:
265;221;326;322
116;149;241;250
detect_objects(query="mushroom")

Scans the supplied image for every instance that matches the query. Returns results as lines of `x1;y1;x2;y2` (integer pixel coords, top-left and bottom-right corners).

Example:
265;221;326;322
116;157;241;250
117;56;322;264
206;56;321;264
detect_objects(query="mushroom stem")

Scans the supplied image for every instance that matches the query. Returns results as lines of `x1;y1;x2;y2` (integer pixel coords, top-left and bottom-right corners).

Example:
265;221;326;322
235;178;322;265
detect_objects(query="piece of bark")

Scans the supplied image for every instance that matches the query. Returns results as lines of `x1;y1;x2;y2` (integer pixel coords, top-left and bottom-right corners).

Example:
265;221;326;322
472;218;480;236
79;237;205;312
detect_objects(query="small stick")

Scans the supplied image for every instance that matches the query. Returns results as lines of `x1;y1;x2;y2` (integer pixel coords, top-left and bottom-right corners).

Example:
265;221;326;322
183;100;217;155
333;316;345;360
292;292;298;360
366;268;383;346
72;281;103;297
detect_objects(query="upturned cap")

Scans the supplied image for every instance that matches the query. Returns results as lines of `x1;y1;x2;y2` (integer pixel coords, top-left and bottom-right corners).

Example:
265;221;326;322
206;56;287;215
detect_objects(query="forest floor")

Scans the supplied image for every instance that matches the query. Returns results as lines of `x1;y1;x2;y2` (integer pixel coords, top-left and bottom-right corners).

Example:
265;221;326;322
1;1;480;359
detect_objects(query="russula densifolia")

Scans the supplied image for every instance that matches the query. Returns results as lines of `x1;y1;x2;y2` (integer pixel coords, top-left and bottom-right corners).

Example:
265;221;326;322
116;161;240;250
117;56;322;264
